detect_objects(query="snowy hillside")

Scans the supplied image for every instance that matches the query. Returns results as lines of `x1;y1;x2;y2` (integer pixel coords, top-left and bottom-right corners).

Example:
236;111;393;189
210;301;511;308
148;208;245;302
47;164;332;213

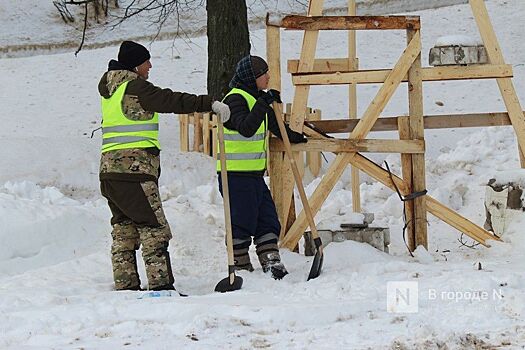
1;0;525;349
0;0;469;58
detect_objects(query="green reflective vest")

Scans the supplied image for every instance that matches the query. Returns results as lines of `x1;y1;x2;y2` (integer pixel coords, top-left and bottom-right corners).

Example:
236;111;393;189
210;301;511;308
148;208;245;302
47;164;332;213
217;88;267;172
101;80;160;153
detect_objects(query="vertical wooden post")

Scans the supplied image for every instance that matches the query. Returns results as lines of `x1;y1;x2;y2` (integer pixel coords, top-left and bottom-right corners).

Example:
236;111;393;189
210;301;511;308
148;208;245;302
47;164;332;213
193;113;203;152
306;109;322;177
267;23;290;239
348;0;361;213
398;116;416;251
211;114;218;159
281;103;297;240
202;113;211;155
179;114;189;152
407;29;428;249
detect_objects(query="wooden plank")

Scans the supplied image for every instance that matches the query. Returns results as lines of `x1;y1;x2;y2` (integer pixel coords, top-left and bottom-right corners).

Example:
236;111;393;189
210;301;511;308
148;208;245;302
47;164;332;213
179;114;189;152
193;113;203;152
398;116;415;251
422;64;512;81
272;15;421;30
266;24;281;178
281;152;355;249
269;150;285;239
350;31;421;140
425;197;496;246
280;155;296;239
202;113;211;155
306;109;322;176
270;138;425;153
287;58;359;74
306;112;513;133
211;114;218;158
349;0;361;213
289;0;325;133
407;28;428;249
470;0;525;161
292;64;513;85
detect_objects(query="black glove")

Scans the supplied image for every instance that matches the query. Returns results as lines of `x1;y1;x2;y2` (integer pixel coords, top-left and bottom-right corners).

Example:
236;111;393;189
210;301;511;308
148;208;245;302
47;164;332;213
288;130;308;144
261;89;282;105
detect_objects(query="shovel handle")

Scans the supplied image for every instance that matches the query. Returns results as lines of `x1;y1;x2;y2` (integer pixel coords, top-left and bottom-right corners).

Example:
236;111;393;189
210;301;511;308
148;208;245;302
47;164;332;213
217;121;236;284
272;102;322;247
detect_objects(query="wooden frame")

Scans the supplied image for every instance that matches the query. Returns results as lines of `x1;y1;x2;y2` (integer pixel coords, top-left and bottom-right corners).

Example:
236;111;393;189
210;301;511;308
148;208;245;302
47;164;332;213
264;0;522;253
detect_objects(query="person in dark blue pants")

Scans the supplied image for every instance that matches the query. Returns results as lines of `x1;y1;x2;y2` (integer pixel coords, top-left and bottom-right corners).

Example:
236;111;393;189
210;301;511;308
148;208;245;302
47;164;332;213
217;55;307;279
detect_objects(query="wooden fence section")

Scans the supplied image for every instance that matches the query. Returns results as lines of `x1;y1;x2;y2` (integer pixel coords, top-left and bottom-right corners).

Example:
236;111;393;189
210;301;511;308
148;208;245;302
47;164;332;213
178;108;323;177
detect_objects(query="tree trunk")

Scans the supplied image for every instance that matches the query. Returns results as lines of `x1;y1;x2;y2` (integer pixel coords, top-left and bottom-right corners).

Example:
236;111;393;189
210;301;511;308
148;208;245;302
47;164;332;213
206;0;250;100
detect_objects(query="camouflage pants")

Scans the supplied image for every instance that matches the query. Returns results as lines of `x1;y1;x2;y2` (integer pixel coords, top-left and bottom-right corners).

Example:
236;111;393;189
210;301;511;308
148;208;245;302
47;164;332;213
101;179;173;290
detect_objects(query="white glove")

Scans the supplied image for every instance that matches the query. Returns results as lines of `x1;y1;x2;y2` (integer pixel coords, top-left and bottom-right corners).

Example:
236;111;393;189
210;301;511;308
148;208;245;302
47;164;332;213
212;101;231;123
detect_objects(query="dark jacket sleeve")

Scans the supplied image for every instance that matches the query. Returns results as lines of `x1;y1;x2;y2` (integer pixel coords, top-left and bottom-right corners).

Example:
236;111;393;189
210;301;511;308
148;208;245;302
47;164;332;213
127;78;213;114
267;107;306;143
223;94;270;137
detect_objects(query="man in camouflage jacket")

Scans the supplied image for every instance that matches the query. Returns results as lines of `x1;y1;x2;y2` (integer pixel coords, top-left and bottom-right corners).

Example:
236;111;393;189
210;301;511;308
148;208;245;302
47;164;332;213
98;41;230;291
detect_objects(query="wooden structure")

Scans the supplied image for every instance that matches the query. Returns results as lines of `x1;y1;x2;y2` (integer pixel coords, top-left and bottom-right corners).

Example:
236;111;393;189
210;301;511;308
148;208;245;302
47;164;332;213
179;109;322;176
266;0;525;252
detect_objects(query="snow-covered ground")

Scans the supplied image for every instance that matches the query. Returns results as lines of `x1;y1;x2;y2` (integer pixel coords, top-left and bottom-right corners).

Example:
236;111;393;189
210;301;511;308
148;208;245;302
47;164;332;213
1;0;524;349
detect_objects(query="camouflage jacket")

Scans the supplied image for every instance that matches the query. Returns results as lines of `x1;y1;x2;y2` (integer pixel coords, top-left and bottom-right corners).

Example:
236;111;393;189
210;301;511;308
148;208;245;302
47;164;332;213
98;60;213;182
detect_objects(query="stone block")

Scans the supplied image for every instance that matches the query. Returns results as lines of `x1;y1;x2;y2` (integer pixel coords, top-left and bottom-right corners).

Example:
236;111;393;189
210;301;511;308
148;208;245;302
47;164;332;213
303;226;390;256
429;45;487;66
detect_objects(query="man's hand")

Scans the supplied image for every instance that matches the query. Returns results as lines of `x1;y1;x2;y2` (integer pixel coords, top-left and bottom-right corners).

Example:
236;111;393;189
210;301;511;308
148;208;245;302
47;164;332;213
289;130;308;144
261;89;282;105
212;101;231;123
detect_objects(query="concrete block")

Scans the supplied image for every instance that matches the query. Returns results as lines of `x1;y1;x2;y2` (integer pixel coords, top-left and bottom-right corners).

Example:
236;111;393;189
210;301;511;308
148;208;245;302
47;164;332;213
429;45;487;66
303;226;390;256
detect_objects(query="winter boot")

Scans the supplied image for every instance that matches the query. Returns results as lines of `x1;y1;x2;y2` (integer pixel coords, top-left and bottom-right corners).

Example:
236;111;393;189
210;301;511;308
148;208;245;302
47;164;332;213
233;246;254;272
256;241;288;280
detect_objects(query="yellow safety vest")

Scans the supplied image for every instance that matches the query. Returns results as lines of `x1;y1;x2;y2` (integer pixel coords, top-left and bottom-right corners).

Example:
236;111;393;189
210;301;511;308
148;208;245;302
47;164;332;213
101;80;160;153
217;88;267;172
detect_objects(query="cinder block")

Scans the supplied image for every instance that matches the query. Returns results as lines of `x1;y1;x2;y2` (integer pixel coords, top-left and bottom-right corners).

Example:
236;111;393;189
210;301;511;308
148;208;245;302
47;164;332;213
303;226;390;256
429;45;487;66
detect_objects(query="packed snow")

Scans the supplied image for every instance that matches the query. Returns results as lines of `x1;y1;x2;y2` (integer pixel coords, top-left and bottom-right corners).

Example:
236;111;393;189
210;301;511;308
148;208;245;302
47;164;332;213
1;0;524;349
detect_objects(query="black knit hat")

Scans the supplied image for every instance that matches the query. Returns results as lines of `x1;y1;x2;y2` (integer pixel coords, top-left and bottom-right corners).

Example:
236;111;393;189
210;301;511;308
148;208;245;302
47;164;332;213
118;41;151;70
251;56;268;78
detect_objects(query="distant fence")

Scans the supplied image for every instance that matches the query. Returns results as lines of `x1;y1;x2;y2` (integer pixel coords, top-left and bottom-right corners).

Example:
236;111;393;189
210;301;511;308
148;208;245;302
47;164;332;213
178;104;323;177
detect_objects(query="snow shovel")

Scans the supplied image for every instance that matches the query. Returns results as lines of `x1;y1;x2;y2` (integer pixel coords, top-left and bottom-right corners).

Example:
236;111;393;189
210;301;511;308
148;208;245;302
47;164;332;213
214;120;243;292
272;102;324;280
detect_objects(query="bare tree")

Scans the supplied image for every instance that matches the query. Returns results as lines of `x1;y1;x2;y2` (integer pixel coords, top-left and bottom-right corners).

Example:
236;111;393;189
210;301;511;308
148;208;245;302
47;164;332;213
54;0;120;55
55;0;250;99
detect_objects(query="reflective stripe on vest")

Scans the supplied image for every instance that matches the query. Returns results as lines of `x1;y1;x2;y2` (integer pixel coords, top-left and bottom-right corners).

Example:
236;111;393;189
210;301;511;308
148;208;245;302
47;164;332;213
101;80;160;153
216;88;267;172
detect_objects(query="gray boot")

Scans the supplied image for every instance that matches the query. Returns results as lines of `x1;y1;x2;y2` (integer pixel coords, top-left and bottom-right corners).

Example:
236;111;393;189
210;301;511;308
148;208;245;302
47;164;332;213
256;242;288;280
233;246;254;272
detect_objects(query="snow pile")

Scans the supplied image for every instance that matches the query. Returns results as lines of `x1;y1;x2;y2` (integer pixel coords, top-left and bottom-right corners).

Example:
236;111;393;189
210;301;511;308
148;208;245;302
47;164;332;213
434;34;483;47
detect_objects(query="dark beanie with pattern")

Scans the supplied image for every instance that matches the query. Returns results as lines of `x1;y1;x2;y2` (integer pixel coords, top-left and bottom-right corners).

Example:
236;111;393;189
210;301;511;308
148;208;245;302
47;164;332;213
251;56;268;78
118;41;151;70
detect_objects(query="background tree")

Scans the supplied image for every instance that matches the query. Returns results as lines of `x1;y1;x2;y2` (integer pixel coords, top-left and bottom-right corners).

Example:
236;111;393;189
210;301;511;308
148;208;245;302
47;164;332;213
55;0;251;99
206;0;250;99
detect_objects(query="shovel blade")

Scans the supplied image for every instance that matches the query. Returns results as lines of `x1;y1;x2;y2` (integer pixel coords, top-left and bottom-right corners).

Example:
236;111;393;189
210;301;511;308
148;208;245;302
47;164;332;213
307;250;324;281
214;275;243;293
